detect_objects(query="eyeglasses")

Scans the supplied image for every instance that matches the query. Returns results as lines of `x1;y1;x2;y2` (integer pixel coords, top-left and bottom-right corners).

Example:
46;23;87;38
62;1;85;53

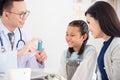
6;10;30;19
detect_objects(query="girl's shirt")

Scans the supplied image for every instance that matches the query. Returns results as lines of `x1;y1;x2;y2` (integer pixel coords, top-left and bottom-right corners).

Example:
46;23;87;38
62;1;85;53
59;45;97;80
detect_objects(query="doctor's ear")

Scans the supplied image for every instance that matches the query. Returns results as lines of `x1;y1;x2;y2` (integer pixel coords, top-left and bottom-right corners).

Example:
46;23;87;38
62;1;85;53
3;11;9;19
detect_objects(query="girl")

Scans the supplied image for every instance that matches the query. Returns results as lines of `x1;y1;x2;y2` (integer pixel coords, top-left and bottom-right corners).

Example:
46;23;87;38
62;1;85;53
59;20;97;80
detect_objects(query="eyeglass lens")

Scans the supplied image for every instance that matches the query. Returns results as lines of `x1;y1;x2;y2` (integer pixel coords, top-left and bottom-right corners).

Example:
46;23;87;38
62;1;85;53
20;11;30;19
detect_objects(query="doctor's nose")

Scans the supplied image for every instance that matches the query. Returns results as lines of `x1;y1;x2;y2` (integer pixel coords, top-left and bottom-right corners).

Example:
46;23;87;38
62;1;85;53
20;10;30;20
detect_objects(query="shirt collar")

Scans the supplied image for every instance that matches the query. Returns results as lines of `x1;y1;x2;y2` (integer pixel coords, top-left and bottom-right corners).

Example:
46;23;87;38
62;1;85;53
0;19;10;37
0;19;18;36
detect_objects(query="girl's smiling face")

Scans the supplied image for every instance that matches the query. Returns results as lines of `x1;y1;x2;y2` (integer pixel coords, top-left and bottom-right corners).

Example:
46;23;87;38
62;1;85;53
66;26;85;51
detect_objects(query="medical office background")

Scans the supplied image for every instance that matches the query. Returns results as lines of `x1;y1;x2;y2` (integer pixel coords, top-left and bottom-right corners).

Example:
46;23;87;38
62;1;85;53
24;0;120;73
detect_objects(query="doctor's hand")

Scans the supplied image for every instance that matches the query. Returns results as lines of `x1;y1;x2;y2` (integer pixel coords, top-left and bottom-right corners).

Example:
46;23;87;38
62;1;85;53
17;38;40;56
35;49;47;63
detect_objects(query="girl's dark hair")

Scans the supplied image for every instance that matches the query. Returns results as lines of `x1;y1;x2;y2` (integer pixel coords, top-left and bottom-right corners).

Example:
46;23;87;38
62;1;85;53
0;0;24;16
85;1;120;37
68;20;89;56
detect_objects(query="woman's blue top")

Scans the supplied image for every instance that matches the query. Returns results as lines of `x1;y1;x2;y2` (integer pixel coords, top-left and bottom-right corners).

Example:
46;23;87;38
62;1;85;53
97;36;113;80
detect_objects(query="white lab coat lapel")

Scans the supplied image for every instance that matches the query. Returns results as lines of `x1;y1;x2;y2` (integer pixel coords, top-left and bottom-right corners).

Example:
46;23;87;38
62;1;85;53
13;28;20;50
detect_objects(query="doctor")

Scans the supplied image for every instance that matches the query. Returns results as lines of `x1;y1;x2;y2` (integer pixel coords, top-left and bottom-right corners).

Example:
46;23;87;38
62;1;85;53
0;0;47;73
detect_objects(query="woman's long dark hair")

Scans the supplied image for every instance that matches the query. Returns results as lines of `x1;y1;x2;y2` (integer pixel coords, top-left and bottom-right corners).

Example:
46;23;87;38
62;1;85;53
68;20;89;56
85;1;120;37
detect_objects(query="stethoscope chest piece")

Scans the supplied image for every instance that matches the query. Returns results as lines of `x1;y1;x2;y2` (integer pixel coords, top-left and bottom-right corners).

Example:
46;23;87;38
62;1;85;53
1;46;6;53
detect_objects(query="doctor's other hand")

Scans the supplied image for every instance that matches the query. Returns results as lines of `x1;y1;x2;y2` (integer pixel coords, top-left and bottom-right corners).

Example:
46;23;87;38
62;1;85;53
17;38;41;56
35;49;47;63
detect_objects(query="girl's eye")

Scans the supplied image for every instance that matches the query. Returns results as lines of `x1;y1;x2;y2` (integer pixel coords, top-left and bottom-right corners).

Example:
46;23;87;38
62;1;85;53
71;35;75;37
87;22;90;24
66;34;68;36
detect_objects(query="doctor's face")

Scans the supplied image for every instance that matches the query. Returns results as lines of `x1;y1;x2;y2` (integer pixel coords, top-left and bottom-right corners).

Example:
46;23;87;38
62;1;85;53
4;1;29;29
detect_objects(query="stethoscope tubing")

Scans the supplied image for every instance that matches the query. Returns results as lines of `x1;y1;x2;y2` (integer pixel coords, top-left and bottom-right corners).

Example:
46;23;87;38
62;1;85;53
16;28;25;48
0;28;25;53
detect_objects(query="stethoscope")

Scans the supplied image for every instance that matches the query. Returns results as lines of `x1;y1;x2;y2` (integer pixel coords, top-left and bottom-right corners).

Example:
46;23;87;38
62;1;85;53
0;28;25;53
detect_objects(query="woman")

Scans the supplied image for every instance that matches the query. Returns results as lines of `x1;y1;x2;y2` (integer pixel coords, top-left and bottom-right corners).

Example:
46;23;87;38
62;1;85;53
59;20;97;80
85;1;120;80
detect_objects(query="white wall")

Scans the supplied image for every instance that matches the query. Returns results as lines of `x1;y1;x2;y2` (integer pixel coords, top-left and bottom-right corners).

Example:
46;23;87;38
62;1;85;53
117;0;120;19
24;0;104;73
